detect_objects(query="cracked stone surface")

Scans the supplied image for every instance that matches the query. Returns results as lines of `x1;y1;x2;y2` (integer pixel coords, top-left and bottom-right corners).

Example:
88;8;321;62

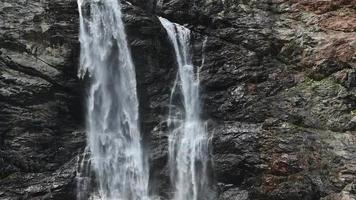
1;0;355;199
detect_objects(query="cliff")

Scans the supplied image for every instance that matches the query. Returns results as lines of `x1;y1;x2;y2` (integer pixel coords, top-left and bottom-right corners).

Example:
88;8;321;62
0;0;355;199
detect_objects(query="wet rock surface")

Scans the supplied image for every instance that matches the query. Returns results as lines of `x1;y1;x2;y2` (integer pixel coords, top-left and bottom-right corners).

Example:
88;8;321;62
0;0;83;199
1;0;355;199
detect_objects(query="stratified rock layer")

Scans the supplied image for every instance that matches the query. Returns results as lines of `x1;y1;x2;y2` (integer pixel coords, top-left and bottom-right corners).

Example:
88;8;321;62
1;0;355;199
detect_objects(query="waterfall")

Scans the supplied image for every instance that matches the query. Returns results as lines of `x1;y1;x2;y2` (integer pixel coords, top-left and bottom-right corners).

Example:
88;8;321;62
77;0;149;199
159;17;214;200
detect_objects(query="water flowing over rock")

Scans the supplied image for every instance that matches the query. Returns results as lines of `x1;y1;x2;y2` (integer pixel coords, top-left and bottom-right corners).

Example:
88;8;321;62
77;0;149;199
159;17;215;200
0;0;355;200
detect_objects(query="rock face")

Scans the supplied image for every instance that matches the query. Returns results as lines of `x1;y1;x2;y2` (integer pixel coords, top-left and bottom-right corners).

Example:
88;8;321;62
0;0;83;199
1;0;355;200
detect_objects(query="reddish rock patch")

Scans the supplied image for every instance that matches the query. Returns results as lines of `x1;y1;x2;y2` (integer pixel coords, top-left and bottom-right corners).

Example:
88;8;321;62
321;11;356;32
319;39;355;63
261;175;283;193
294;0;356;14
247;84;257;93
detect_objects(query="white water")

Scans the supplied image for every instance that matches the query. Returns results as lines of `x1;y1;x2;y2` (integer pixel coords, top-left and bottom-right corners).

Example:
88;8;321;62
159;17;213;200
77;0;149;199
76;146;91;200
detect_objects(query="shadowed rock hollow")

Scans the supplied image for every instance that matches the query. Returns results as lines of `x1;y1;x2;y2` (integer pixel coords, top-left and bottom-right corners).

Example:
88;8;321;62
0;0;355;199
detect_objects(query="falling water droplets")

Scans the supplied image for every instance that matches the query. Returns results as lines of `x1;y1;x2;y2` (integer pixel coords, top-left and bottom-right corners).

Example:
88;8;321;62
77;0;150;199
159;17;215;200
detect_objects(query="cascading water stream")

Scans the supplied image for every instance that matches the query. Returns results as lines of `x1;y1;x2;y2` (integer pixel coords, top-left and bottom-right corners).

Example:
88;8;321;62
77;0;149;199
159;17;214;200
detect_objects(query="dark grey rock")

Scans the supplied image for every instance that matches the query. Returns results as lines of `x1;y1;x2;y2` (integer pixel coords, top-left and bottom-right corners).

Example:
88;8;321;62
1;0;355;200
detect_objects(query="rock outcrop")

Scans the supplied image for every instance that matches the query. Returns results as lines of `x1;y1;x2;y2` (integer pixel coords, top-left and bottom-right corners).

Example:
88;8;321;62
1;0;355;199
